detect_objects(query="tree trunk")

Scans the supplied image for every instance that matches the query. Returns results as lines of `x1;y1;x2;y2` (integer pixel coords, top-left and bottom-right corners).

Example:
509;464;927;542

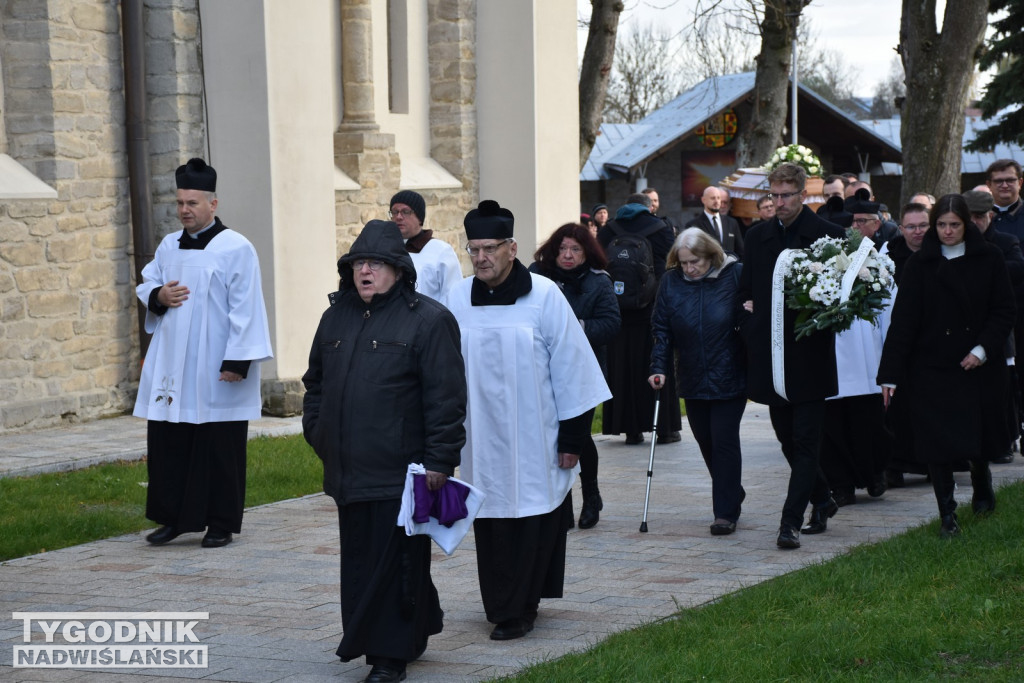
579;0;624;170
734;0;810;169
899;0;988;200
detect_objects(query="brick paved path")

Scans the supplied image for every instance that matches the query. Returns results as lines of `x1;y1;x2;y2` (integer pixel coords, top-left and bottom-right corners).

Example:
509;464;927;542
1;409;1021;681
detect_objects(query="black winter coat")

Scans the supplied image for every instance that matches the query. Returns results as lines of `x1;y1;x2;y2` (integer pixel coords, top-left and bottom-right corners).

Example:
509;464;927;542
877;224;1016;463
736;207;846;405
650;258;745;400
528;263;621;374
302;223;467;505
885;234;915;285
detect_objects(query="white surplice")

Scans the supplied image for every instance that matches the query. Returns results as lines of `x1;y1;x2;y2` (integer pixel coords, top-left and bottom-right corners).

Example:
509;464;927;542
831;288;896;399
410;238;463;302
445;273;612;519
133;228;273;423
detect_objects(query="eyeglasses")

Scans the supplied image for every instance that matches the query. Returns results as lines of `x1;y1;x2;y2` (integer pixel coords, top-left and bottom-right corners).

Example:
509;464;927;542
901;222;929;232
768;191;801;202
352;259;386;271
558;245;583;255
389;208;415;218
466;239;512;257
852;217;879;225
990;177;1020;186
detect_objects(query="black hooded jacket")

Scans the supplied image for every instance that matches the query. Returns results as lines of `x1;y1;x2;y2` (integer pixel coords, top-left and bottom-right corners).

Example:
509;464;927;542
301;221;467;505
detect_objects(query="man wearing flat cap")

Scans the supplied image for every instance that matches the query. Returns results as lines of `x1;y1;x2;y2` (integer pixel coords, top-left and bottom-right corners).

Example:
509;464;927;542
303;220;466;682
389;190;463;301
134;158;273;549
444;200;611;641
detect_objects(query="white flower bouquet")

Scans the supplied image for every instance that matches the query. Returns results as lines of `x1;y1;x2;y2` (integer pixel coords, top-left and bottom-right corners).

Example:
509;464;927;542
782;230;895;340
763;143;823;177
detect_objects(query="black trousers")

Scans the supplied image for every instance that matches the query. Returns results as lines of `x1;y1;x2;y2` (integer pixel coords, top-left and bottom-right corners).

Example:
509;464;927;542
685;396;746;522
145;420;247;533
769;401;831;529
820;394;892;492
579;407;599;483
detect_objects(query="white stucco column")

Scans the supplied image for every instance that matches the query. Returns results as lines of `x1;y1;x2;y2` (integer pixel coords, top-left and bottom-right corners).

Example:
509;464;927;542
476;1;580;260
198;0;339;384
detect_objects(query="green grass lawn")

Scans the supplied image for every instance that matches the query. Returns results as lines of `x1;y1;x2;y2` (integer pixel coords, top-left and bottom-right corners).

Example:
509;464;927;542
0;434;322;561
501;480;1024;682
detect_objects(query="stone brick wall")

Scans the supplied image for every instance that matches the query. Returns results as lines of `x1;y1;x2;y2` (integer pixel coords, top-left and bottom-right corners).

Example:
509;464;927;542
0;0;481;432
0;0;206;433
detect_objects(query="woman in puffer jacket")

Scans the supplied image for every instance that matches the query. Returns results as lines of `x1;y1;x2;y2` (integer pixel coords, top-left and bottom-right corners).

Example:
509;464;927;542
648;227;746;536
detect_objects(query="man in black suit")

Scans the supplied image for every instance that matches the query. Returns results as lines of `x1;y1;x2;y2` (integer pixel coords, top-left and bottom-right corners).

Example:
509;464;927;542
736;163;845;550
686;186;744;259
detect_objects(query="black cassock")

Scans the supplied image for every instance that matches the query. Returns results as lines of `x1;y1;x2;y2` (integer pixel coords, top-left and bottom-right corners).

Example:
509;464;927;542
146;420;247;533
336;499;442;665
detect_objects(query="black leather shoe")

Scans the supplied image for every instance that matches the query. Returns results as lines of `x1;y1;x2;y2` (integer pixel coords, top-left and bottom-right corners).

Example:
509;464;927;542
802;498;839;535
146;526;181;545
656;431;682;444
363;665;407;682
201;530;233;548
867;474;887;498
885;469;905;488
939;513;961;538
832;488;856;507
490;617;534;641
972;492;996;515
624;433;644;445
991;451;1014;464
709;519;736;535
776;524;800;549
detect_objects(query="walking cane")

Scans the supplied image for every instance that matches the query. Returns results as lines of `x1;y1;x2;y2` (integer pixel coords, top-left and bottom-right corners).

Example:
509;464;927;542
639;379;662;533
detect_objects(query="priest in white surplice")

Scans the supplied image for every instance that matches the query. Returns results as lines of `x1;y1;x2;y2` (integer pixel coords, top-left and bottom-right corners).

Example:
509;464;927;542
134;158;272;549
445;200;611;641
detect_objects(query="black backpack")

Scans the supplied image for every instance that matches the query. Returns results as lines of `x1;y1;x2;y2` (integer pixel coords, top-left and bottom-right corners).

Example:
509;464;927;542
604;220;663;310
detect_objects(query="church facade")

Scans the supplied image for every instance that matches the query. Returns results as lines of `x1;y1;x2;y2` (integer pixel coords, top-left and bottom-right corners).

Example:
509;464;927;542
0;0;579;432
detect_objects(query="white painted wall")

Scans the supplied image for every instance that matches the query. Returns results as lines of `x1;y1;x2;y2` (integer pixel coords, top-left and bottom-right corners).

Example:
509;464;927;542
476;0;580;261
199;0;339;380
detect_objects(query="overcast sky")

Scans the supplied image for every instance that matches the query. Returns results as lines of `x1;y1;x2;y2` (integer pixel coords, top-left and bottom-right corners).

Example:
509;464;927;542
577;0;952;98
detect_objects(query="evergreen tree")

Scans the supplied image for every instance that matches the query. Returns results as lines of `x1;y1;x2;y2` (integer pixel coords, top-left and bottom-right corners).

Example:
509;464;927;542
966;0;1024;151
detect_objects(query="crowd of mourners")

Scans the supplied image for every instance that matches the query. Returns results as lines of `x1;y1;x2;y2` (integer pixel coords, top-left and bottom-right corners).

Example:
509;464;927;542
138;156;1024;682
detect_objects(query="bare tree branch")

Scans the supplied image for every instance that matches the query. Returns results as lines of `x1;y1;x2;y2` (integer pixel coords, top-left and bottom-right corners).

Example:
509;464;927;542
579;0;625;170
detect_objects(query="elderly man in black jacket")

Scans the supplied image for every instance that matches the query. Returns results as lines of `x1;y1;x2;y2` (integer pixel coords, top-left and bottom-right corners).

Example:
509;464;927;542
302;220;467;683
737;163;846;550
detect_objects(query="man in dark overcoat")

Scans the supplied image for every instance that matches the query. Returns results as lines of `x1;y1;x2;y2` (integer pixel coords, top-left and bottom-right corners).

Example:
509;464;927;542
736;162;846;549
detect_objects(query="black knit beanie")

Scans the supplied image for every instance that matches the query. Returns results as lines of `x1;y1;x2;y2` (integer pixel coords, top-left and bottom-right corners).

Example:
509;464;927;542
390;190;426;225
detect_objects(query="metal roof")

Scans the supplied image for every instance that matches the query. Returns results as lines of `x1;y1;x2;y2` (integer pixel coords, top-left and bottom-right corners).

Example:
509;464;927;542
581;72;904;182
845;110;1024;176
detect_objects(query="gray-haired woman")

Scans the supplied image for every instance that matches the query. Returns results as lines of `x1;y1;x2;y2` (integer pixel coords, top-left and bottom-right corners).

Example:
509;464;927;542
648;228;746;535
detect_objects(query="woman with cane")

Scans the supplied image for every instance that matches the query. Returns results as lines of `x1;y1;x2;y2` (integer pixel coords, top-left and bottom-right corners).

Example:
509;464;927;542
648;228;746;535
